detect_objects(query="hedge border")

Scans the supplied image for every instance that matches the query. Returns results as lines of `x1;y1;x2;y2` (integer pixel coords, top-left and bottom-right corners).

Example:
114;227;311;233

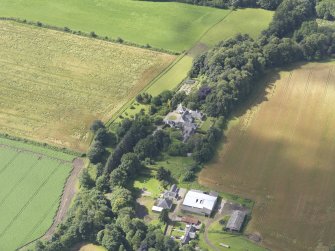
0;17;180;55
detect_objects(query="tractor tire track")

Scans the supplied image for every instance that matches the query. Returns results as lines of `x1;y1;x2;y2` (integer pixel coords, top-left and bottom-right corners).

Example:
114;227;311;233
0;163;60;240
0;151;20;176
0;159;39;208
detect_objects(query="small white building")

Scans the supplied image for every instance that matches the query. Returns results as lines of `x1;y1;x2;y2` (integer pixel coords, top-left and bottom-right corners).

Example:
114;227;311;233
181;190;218;216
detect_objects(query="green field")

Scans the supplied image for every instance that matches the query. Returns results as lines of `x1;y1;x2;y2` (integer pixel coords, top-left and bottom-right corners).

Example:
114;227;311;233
199;218;267;251
109;8;273;124
0;20;174;151
0;0;232;51
0;138;74;250
199;8;274;47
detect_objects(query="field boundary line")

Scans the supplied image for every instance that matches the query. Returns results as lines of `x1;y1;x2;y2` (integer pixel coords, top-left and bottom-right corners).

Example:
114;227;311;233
16;158;85;250
20;194;60;246
105;52;186;126
192;10;233;47
0;163;61;241
43;158;84;240
0;143;73;164
106;10;233;127
0;133;82;157
0;18;179;55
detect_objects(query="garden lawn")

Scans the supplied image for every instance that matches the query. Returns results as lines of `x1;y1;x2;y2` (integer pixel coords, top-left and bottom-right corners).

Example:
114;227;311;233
199;218;267;251
0;139;74;250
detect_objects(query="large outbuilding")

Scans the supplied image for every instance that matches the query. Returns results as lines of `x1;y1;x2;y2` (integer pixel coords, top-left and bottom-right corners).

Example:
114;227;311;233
225;210;246;232
181;190;218;216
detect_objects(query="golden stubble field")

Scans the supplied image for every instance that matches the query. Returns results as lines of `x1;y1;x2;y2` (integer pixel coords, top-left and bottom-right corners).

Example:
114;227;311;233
199;62;335;251
0;21;175;151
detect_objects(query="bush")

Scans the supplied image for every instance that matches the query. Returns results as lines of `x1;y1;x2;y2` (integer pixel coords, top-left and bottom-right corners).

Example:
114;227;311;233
182;170;195;182
90;120;105;133
88;141;106;164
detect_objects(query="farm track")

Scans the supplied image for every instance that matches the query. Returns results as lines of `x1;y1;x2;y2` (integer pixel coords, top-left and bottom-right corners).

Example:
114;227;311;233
20;197;60;246
43;158;84;240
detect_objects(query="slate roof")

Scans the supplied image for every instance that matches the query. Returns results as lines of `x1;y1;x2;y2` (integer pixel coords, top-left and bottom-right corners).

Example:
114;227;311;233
181;225;196;245
170;184;178;193
163;191;177;199
226;210;246;232
157;198;173;209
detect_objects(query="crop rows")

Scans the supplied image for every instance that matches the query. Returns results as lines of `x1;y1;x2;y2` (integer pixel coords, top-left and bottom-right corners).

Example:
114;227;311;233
0;147;72;250
0;21;175;151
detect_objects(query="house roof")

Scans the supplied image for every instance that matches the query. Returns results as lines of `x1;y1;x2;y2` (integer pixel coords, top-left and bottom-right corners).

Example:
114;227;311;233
177;103;186;114
182;190;218;211
181;216;199;225
184;79;196;85
181;225;196;245
226;210;246;231
157;198;173;209
170;184;178;193
163;191;177;199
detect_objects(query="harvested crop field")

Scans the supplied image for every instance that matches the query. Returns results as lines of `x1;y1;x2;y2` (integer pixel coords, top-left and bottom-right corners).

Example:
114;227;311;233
199;62;335;251
0;137;74;250
0;21;175;151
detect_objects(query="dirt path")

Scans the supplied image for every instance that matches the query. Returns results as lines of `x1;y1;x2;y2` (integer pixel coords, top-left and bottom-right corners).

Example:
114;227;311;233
204;219;221;251
44;158;84;240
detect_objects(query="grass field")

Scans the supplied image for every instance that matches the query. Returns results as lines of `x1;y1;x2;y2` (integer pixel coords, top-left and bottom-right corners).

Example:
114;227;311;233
147;8;274;95
199;62;335;251
199;8;274;47
0;21;174;151
79;244;107;251
199;218;267;251
0;138;74;250
109;8;273;124
0;0;233;51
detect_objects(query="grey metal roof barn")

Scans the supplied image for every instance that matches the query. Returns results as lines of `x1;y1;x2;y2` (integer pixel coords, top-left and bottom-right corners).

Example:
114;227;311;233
226;210;246;232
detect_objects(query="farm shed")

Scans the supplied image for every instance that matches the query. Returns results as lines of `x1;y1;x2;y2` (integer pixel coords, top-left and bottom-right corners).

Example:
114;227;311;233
181;190;218;216
225;210;246;232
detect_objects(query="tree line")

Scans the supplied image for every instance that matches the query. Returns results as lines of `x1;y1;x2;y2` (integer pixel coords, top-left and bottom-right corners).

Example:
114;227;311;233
34;0;334;250
35;114;196;251
188;0;334;118
150;0;283;10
